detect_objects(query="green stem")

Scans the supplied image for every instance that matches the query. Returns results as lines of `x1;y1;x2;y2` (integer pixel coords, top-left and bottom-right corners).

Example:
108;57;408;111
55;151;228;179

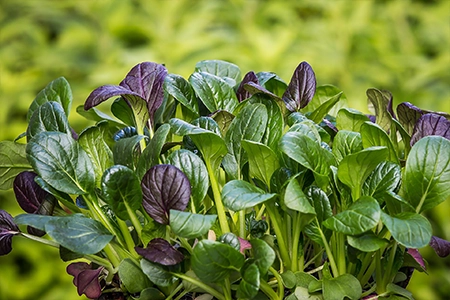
103;244;121;268
291;213;302;273
317;219;339;277
172;273;225;300
178;237;193;255
266;203;291;269
384;242;398;288
260;279;280;300
239;210;246;238
375;250;384;294
269;266;284;299
116;219;139;258
337;232;346;275
223;278;232;300
19;232;59;248
206;161;230;234
166;283;184;300
125;202;143;241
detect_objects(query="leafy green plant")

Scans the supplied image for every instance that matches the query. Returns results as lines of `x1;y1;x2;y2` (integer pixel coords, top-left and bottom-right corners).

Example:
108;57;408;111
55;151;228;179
1;60;449;300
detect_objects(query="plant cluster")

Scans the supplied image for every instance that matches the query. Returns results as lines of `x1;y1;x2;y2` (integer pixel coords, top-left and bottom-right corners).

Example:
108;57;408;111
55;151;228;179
0;60;449;300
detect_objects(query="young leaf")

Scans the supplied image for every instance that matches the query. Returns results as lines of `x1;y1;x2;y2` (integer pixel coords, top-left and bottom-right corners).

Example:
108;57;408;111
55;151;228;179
191;240;244;283
27;77;72;121
362;161;401;202
284;177;315;215
305;84;346;115
337;146;388;201
282;61;316;112
331;130;363;163
380;212;432;248
169;210;217;239
118;258;152;294
396;102;424;135
322;274;362;300
366;88;392;132
195;60;241;83
308;91;342;124
0;141;31;190
112;135;146;169
429;236;450;258
167;149;209;209
101;165;143;221
410;113;450;146
135;238;184;266
401;136;450;213
164;74;199;116
241;140;280;187
111;97;136;126
250;238;276;275
26;132;95;194
0;210;20;255
237;263;260;299
222;180;277;211
140;259;178;287
76;104;125;129
336;108;370;132
26;101;72;141
361;122;399;164
323;196;380;235
236;71;259;102
256;71;288;97
347;232;389;252
141;164;190;225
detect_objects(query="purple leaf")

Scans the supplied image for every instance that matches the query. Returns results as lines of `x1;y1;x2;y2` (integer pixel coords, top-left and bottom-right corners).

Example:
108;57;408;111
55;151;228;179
410;113;450;146
429;236;450;258
396;102;424;135
236;71;259;102
135;238;184;266
141;165;190;225
237;237;252;254
406;248;426;270
244;82;280;100
386;92;396;119
322;118;338;133
13;171;50;213
0;210;20;255
67;262;103;299
84;85;141;110
282;61;316;112
366;114;376;123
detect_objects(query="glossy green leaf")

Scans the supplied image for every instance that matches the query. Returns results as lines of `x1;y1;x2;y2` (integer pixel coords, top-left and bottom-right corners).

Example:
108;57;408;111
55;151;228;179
45;214;114;255
323;196;380;235
218;232;241;251
138;288;166;300
111;98;135;126
141;219;166;246
336;108;370;132
26;132;95;194
0;141;31;190
191;240;244;283
164;74;199;115
237;263;260;299
380;212;432;248
366;88;392;132
27;77;72;121
167;149;209;209
195;60;241;83
347;232;389;252
384;191;415;215
140;259;178;287
77;104;125;129
136;124;171;179
241;140;279;187
222;180;277;211
401;136;450;213
250;239;276;275
386;283;414;300
304;84;347;114
337;146;388;201
332;130;363;163
26;101;72;141
361;122;399;163
308;91;342;123
322;274;362;300
211;110;235;135
284;177;315;214
118;258;152;293
169;210;216;239
362;162;401;202
189;72;238;113
288;121;321;143
101;165;143;221
14;213;54;231
78;122;114;187
112;135;145;169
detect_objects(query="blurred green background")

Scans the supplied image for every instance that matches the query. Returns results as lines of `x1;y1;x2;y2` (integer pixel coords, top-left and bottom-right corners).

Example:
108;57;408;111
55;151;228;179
0;0;449;299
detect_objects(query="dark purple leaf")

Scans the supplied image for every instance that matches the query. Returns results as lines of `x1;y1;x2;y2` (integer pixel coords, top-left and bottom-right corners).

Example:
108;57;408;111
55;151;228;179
322;118;338;133
386;92;396;119
67;262;103;299
410;113;450;146
244;82;280;100
396;102;424;135
366;114;376;123
84;84;141;110
141;165;190;225
135;238;184;266
0;210;20;255
282;61;316;112
236;71;259;102
406;248;426;270
13;171;50;213
429;236;450;258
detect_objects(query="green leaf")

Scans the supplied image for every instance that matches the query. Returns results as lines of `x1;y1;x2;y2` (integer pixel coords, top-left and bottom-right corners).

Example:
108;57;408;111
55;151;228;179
27;77;72;121
164;74;199;116
337;146;388;201
222;180;277;211
308;91;342;123
380;212;432;248
366;88;392;132
138;288;166;300
189;72;238;113
250;239;276;275
140;259;178;287
284;177;315;214
280;132;336;188
281;270;297;289
78;122;114;188
118;258;152;293
26;101;72;141
0;141;31;190
136;124;171;179
14;214;54;231
169;210;216;239
113;135;146;169
76;105;125;129
141;219;166;246
323;196;380;235
384;191;415;215
347;232;389;252
101;165;143;221
304;84;347;115
332;130;363;163
361;122;399;164
295;271;319;288
45;214;113;255
167;149;209;210
362;162;401;202
195;60;241;83
26;132;95;194
111;97;136;126
322;274;362;300
241;140;280;187
336;108;370;132
191;240;244;283
401;136;450;213
386;283;414;300
237;263;260;299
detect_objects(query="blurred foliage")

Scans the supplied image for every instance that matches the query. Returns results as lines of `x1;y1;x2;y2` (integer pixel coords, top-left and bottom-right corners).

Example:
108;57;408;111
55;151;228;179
0;0;448;299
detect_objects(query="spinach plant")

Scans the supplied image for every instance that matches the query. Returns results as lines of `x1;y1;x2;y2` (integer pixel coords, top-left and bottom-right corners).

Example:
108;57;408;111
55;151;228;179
1;60;449;300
